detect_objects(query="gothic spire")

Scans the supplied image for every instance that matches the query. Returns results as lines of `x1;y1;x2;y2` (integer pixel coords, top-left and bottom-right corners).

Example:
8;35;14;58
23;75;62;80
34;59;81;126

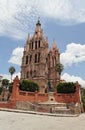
52;39;57;49
27;33;30;43
33;18;43;39
35;17;41;32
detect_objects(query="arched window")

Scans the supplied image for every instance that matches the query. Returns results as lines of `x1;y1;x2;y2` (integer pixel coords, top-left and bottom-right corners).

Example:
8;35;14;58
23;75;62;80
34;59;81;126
52;57;54;67
38;53;40;62
26;55;28;64
54;57;56;66
32;42;33;49
52;56;56;67
34;70;36;77
29;43;31;50
46;57;48;63
35;54;37;63
26;71;29;78
38;40;40;48
30;55;32;62
30;70;32;77
35;41;37;49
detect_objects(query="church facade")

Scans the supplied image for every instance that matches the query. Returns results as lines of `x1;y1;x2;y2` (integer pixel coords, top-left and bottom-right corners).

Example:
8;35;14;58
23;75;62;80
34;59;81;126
21;20;60;92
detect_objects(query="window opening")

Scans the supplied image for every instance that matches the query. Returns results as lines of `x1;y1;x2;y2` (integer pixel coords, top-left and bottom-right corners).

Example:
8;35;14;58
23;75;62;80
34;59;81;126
26;55;28;64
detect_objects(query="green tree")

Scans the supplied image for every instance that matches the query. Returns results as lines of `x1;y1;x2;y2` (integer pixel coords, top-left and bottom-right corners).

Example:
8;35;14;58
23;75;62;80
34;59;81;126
9;66;16;82
2;79;9;87
1;79;9;100
55;63;64;82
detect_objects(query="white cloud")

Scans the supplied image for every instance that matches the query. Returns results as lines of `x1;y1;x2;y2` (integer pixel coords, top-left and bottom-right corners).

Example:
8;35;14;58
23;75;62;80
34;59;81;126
0;72;20;82
62;73;85;88
60;43;85;67
0;0;40;39
8;47;24;65
0;0;85;39
1;72;85;88
39;0;85;24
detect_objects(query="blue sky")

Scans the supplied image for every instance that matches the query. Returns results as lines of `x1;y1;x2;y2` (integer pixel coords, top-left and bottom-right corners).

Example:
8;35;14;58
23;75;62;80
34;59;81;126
0;0;85;87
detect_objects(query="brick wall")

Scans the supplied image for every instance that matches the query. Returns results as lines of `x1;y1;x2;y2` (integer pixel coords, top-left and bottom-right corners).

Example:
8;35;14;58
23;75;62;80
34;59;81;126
11;76;81;104
0;101;16;109
0;76;81;109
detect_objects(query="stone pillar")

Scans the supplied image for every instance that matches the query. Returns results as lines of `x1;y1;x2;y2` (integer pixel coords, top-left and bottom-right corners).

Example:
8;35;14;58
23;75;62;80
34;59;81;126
75;81;81;103
48;92;55;102
35;91;38;102
11;76;20;102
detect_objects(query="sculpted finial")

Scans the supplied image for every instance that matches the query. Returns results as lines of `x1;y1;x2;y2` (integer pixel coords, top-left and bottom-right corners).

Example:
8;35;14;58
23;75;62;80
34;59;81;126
52;39;57;49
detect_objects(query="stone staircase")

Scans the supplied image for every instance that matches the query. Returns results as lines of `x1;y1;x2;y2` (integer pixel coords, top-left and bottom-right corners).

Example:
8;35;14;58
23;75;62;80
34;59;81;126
53;103;71;114
15;92;81;114
15;101;81;114
38;101;72;114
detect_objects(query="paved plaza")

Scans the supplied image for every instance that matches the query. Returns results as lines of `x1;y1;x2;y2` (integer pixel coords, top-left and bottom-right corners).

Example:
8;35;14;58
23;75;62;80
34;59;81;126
0;110;85;130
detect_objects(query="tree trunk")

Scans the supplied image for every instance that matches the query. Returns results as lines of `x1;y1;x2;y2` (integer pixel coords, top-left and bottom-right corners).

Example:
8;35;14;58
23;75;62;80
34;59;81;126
11;75;12;83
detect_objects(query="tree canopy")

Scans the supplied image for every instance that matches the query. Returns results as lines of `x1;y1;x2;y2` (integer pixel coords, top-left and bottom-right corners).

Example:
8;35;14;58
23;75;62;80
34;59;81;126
55;63;64;75
9;66;16;82
2;79;9;87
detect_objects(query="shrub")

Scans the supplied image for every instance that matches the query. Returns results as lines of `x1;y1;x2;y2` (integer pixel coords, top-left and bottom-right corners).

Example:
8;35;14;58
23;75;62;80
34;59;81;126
56;82;76;94
19;80;39;92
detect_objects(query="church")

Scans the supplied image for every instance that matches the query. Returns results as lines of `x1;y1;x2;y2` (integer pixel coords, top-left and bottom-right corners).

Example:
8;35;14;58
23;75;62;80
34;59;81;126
0;20;81;114
21;19;60;93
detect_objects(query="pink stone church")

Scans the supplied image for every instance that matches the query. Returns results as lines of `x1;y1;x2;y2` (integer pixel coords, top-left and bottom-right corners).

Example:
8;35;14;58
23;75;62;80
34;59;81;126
21;19;60;93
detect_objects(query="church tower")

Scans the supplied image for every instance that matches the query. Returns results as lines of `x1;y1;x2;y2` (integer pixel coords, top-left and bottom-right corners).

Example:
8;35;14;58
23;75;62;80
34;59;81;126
48;40;60;89
21;20;60;92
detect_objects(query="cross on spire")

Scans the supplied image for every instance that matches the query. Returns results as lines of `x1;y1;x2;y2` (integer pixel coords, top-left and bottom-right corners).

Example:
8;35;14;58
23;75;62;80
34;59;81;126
38;17;40;21
36;17;41;26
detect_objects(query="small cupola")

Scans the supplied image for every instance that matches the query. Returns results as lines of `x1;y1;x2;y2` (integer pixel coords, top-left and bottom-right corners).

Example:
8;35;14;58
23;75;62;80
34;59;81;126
35;18;41;33
33;18;44;39
36;19;41;26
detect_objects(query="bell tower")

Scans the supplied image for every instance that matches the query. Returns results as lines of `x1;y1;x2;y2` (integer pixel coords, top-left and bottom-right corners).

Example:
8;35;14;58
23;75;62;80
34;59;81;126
48;40;60;89
21;19;49;93
21;19;60;92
